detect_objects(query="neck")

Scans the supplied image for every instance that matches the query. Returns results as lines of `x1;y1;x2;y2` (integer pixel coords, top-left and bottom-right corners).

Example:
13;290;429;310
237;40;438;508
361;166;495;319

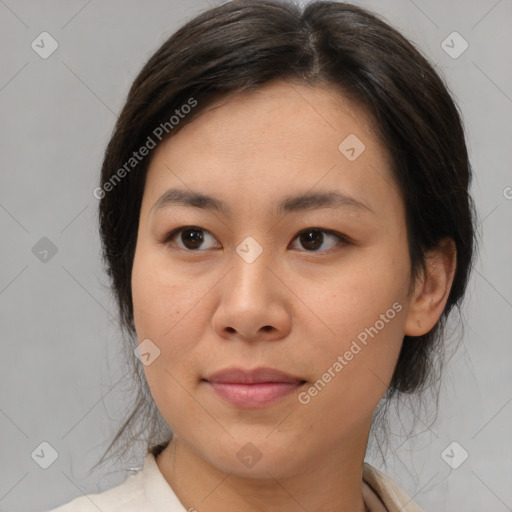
156;435;370;512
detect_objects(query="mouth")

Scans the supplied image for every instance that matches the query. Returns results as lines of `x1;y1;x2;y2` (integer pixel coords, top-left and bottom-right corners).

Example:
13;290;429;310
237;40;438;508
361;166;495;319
202;367;307;409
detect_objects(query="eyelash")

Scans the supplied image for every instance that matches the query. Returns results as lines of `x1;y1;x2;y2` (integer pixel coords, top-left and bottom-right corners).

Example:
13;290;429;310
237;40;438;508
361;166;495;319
160;226;352;254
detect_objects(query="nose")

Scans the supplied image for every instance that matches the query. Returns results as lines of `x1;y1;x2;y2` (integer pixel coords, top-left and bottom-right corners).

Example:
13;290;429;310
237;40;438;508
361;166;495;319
211;247;292;343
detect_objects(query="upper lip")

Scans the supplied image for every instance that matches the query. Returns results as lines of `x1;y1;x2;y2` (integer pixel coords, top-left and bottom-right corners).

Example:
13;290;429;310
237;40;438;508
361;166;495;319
204;367;305;384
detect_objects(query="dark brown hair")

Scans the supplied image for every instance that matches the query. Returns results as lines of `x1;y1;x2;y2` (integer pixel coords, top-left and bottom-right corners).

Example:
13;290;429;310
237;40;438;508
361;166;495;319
94;0;476;470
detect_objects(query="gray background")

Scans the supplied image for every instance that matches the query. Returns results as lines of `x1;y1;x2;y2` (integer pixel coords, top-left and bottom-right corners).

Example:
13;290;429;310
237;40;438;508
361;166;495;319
1;0;511;511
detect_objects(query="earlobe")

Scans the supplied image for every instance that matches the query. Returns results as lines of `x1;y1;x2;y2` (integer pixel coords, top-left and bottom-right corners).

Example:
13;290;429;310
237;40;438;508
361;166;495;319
404;238;457;337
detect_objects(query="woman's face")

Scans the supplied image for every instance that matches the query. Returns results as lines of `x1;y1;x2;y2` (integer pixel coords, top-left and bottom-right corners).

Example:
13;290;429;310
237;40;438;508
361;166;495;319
131;80;414;478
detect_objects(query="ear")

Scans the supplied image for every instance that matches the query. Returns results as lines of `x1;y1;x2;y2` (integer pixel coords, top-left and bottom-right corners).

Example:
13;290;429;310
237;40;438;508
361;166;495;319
404;238;457;336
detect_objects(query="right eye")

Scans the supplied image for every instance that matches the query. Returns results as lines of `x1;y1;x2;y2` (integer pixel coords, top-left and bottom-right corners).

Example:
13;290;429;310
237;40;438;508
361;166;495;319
162;226;221;251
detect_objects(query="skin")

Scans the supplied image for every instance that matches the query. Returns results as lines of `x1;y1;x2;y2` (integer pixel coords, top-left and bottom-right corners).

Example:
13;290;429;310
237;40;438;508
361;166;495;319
131;80;456;512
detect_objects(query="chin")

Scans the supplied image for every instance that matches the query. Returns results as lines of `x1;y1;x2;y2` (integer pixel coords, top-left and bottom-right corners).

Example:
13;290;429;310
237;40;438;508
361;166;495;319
199;433;308;480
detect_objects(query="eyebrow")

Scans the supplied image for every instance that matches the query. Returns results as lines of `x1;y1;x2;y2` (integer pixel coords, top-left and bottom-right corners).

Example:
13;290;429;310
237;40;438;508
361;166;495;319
150;187;374;216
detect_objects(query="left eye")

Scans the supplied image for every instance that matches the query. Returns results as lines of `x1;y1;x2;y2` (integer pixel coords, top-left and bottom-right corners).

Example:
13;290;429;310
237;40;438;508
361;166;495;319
289;228;348;252
162;227;348;252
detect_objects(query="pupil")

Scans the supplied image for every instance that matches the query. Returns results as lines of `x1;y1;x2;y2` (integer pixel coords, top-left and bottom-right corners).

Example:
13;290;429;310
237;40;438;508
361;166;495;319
182;229;203;249
301;230;322;250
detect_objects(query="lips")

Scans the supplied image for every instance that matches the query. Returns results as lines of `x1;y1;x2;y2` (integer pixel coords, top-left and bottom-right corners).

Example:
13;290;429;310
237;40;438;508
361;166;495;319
203;367;306;408
206;367;305;384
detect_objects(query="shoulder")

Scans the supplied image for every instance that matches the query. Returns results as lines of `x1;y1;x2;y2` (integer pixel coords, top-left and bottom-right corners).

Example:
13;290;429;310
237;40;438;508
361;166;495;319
46;470;147;512
363;462;424;512
46;451;185;512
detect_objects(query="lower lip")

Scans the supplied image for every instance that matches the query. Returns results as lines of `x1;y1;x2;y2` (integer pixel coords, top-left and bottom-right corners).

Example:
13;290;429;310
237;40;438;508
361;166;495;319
206;381;304;408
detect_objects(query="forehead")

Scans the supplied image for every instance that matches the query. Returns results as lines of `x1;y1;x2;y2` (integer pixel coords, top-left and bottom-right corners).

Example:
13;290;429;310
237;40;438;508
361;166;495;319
142;80;401;220
183;80;379;149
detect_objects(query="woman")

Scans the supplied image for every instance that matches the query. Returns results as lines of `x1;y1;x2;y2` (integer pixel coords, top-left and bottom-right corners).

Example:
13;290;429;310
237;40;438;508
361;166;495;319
50;1;476;510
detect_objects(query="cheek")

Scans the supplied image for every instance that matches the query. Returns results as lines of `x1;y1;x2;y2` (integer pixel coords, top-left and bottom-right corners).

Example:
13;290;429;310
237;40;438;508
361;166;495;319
295;296;405;435
294;249;408;407
131;243;230;402
301;249;408;341
131;249;209;429
131;248;201;390
132;242;193;337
